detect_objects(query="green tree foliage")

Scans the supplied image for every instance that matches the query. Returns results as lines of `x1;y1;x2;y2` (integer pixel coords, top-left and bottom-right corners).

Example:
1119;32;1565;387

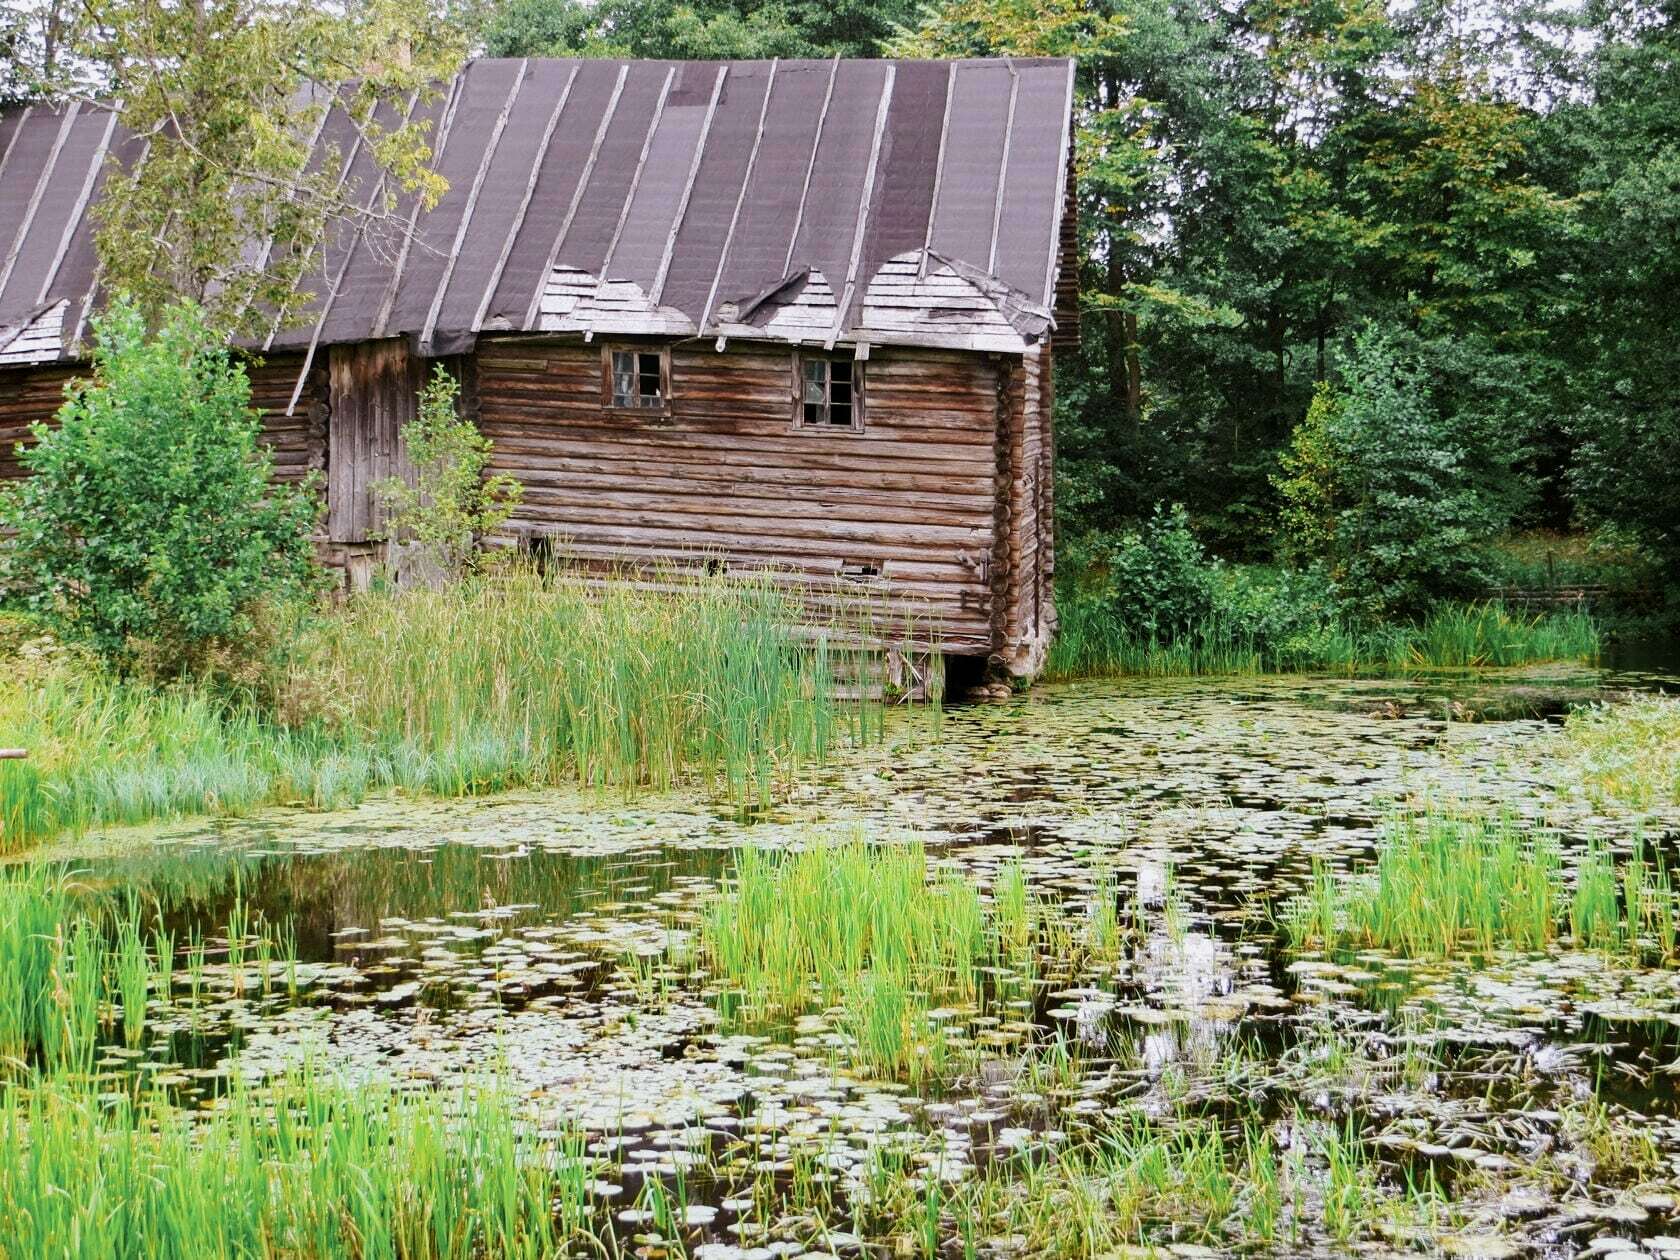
1061;504;1217;642
482;0;923;58
902;0;1576;562
0;300;321;669
373;366;523;578
69;0;465;337
1275;325;1518;616
1559;0;1680;580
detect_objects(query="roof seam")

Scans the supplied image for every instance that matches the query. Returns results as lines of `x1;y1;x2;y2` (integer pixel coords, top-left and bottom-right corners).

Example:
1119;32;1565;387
522;62;629;330
421;58;527;351
474;61;579;333
599;64;676;295
987;61;1021;279
699;59;777;337
0;103;80;308
782;56;841;279
827;64;895;350
918;64;958;281
650;63;727;307
35;108;116;313
373;73;468;340
286;89;424;415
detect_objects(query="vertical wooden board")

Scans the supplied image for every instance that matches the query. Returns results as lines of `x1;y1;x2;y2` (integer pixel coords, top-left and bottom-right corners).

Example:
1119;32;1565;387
327;340;419;543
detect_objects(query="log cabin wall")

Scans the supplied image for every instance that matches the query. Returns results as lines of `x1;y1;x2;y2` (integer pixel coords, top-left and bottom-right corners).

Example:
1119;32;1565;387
0;365;78;481
474;337;1003;658
0;354;327;485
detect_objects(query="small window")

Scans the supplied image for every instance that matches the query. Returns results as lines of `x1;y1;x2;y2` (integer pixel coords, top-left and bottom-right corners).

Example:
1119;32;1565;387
797;354;861;430
603;345;669;413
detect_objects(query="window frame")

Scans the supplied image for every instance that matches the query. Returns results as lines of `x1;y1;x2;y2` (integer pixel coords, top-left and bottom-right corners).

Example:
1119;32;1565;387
600;343;672;417
792;351;864;433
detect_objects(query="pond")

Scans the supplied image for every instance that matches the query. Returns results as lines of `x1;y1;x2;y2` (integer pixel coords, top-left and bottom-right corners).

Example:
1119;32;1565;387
24;665;1680;1260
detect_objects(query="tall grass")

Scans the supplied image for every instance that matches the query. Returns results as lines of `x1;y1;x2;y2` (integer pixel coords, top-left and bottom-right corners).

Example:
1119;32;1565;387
0;571;876;851
700;840;989;1079
0;865;186;1069
0;1070;600;1260
1047;598;1601;681
1286;809;1680;960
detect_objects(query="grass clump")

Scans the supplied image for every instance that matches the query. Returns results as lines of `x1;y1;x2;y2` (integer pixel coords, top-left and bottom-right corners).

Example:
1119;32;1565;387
0;1071;599;1260
1287;809;1680;961
701;841;998;1079
1288;812;1559;957
0;570;872;852
1559;694;1680;809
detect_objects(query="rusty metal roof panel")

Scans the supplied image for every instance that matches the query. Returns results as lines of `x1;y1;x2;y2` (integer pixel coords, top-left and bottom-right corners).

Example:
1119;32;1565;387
0;56;1075;365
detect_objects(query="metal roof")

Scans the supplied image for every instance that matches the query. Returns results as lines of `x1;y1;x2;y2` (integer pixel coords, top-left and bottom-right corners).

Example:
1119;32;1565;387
0;57;1076;366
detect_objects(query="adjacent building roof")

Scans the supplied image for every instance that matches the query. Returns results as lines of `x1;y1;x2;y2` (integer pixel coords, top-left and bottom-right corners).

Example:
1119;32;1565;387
0;57;1077;368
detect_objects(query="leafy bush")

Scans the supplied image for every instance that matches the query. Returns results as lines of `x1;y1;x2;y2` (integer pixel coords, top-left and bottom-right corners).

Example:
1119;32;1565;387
1275;324;1521;618
372;365;522;579
1060;503;1217;643
0;299;321;671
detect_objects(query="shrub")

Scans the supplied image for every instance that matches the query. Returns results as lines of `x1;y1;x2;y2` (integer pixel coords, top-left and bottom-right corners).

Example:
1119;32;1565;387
1061;503;1217;643
372;365;522;578
0;298;321;672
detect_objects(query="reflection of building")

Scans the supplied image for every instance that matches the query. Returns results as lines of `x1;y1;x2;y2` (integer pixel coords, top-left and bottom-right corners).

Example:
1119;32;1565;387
0;57;1077;681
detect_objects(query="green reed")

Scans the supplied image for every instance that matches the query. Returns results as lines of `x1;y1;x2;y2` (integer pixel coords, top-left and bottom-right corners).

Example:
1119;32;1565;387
0;1069;601;1260
701;840;988;1078
1287;809;1680;961
113;911;153;1048
1047;597;1600;681
1;570;889;851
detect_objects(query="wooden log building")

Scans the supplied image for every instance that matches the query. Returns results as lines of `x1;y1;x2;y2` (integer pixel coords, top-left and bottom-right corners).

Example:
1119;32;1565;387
0;57;1078;680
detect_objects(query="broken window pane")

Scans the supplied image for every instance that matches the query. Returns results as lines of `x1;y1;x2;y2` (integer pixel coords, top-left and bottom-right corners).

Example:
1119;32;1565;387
637;352;662;406
798;356;861;429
